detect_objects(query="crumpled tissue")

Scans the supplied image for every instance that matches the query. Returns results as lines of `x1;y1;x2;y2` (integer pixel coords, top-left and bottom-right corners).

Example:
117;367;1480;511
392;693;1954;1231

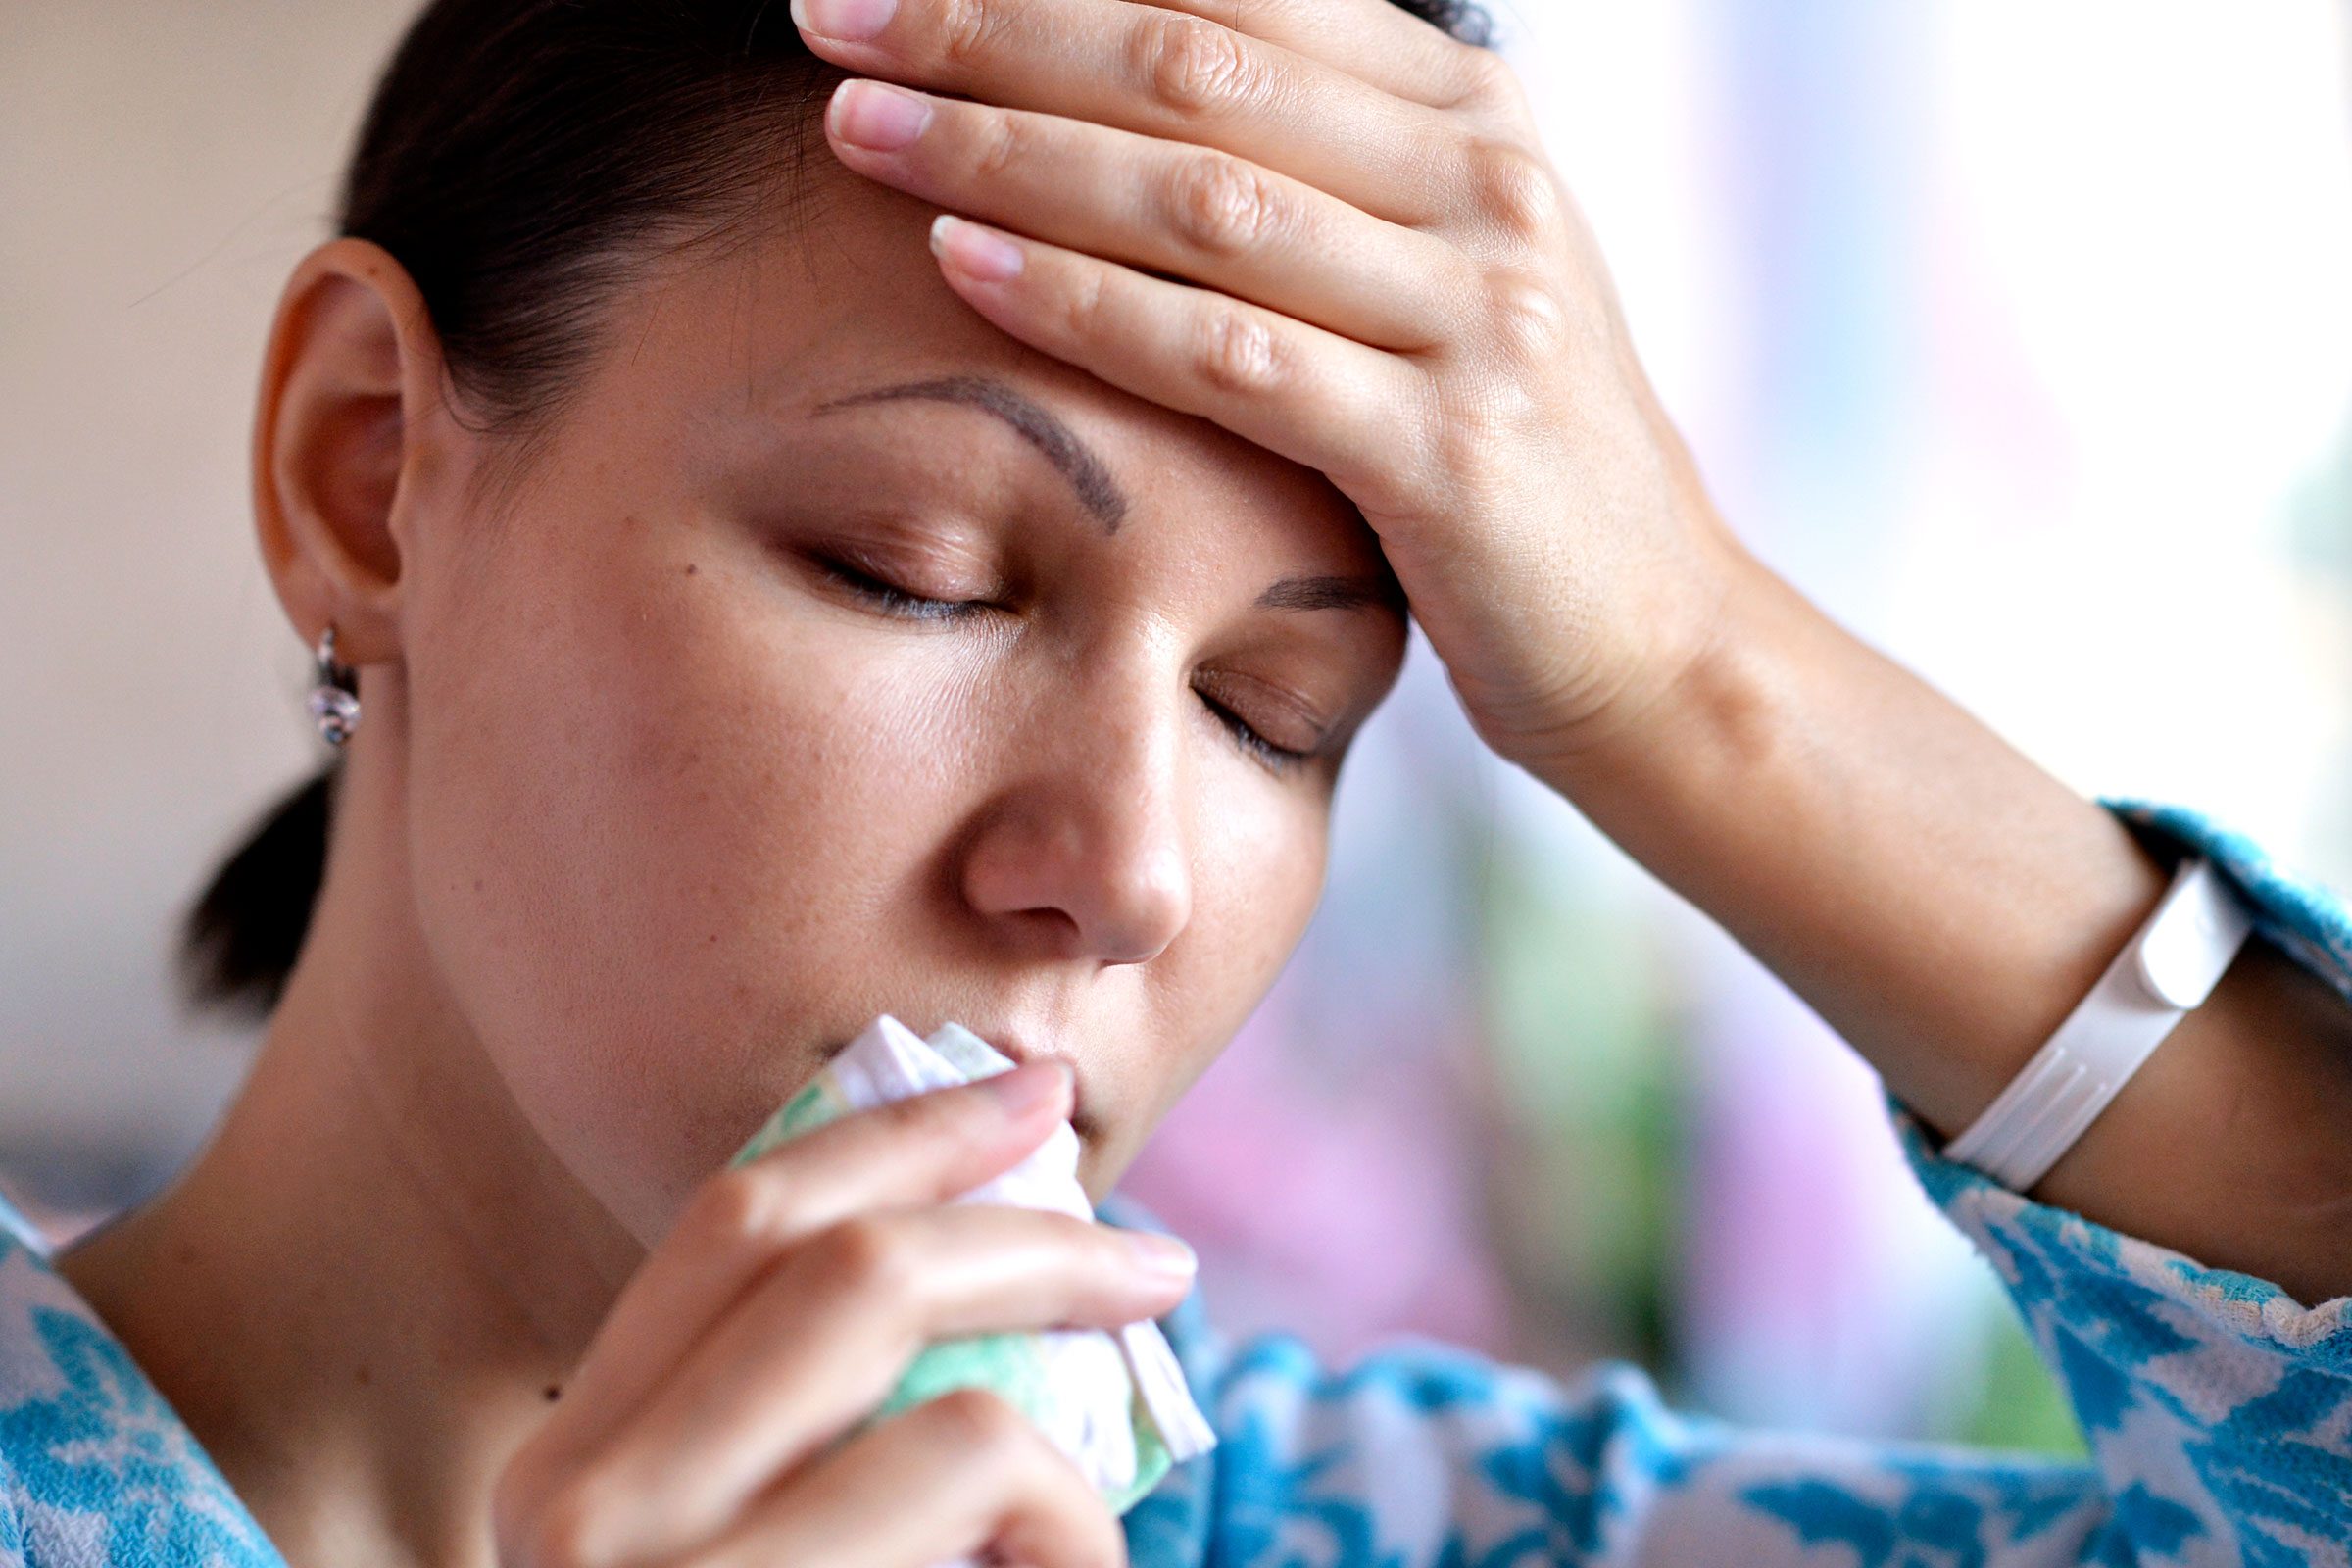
727;1013;1216;1550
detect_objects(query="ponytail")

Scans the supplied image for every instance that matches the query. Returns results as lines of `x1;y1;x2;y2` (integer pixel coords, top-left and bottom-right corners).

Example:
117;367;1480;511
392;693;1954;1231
177;761;339;1018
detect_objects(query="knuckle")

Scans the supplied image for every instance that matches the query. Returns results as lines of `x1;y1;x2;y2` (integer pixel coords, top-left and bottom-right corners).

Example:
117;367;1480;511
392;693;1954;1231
1057;264;1112;344
1462;136;1564;240
1425;382;1516;487
968;108;1031;182
1167;153;1281;259
803;1212;917;1300
1424;419;1478;494
1196;308;1285;397
926;1385;1034;1457
682;1166;777;1249
1138;11;1255;121
1367;380;1449;514
1482;266;1573;361
937;0;1010;70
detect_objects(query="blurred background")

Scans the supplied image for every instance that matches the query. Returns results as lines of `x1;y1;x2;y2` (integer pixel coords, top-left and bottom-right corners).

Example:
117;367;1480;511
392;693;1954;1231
4;0;2349;1457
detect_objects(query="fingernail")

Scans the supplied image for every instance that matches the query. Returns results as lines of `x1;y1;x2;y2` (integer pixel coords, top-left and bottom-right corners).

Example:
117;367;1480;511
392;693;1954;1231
929;215;1024;282
982;1059;1069;1118
790;0;897;42
1125;1230;1199;1279
831;80;930;151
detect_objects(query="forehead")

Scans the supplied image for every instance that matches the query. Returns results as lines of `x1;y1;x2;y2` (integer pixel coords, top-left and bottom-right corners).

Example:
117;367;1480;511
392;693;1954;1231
597;168;1385;568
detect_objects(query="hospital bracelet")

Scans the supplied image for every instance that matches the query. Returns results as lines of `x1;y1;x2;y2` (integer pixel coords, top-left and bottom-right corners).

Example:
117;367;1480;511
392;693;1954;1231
1942;854;2254;1191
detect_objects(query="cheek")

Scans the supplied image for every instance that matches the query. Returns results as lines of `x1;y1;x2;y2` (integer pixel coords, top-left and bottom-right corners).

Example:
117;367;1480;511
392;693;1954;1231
401;506;973;1242
399;499;1344;1233
1193;789;1328;999
1100;785;1330;1180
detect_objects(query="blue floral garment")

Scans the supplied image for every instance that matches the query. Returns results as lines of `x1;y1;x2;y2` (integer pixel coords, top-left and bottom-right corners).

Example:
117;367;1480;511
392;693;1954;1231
0;798;2346;1566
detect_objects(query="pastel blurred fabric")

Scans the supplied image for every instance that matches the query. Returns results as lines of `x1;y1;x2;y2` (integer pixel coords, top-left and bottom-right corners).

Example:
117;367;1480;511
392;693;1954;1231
1116;0;2352;1454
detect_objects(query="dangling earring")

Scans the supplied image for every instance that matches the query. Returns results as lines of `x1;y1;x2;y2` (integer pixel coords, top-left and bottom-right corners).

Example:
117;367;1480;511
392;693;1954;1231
307;623;361;746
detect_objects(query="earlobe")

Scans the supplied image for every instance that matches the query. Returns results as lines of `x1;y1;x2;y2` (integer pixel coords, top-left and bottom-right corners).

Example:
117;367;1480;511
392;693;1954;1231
249;236;450;669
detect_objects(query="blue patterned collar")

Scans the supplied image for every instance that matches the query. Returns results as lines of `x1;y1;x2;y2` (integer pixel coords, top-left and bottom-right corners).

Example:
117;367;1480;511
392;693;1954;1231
0;1189;285;1564
0;1188;1209;1566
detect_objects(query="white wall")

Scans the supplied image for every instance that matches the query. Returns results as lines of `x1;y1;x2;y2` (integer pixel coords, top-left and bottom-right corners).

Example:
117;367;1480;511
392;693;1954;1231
1;2;414;1203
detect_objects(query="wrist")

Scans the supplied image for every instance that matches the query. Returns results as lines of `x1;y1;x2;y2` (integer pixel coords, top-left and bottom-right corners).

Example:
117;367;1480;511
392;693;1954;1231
1524;544;2182;1139
1517;537;1795;809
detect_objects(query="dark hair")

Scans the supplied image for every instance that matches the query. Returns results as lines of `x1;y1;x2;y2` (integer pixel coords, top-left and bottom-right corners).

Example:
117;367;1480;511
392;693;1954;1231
181;0;1499;1019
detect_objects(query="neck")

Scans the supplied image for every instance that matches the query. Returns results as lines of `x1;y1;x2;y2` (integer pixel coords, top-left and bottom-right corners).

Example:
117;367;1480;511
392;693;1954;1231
56;751;646;1566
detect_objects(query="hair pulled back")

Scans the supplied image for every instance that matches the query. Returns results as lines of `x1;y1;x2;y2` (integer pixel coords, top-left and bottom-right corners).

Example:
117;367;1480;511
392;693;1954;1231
182;0;1498;1018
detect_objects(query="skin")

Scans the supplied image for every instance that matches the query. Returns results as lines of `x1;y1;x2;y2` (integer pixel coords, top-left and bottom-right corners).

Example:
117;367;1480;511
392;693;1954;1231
59;139;1405;1563
51;0;2352;1562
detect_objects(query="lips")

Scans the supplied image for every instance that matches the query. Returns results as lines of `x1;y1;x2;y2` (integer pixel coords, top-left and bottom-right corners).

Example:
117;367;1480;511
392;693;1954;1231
816;1021;1097;1143
977;1033;1096;1144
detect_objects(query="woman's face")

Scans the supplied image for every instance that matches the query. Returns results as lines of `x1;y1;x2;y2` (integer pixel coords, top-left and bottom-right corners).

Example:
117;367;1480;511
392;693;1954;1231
387;167;1408;1243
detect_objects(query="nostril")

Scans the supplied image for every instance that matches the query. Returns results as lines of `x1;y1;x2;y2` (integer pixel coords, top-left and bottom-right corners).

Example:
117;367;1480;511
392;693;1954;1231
955;759;1194;964
1096;867;1190;967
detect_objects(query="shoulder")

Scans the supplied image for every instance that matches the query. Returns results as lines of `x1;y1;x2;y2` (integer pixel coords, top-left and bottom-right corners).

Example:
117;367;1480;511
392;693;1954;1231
0;1187;284;1567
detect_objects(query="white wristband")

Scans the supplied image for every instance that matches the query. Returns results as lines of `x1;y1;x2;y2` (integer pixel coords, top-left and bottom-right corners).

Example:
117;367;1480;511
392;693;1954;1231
1941;855;2254;1191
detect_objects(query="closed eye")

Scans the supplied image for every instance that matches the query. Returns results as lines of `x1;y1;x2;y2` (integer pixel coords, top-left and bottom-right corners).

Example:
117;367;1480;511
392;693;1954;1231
817;554;1315;772
814;557;990;622
1197;692;1314;773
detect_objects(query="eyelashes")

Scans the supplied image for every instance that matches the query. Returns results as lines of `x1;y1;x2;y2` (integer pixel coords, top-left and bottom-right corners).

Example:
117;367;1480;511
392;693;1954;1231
811;556;1315;774
1206;702;1313;772
814;558;992;623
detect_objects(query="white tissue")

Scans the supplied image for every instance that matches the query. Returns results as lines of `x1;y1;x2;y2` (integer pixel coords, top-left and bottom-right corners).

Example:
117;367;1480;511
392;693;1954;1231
728;1014;1214;1565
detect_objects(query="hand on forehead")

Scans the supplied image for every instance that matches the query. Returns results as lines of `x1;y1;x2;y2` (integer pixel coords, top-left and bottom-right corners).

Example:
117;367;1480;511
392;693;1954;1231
791;0;1499;112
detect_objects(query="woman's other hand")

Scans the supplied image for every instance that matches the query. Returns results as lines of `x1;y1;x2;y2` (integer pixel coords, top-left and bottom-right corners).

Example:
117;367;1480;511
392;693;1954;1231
785;0;1751;776
782;0;2352;1305
490;1058;1192;1568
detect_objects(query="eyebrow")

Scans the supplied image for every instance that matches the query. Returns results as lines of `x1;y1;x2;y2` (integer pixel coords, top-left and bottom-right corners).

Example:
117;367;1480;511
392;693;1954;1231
808;373;1130;533
807;372;1403;621
1255;573;1406;616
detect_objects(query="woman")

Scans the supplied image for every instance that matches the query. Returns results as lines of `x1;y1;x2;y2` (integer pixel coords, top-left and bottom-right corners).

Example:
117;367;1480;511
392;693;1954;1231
4;0;2347;1562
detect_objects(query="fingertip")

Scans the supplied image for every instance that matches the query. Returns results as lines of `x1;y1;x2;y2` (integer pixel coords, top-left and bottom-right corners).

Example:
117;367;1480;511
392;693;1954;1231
930;214;1025;284
1122;1229;1198;1282
978;1058;1071;1121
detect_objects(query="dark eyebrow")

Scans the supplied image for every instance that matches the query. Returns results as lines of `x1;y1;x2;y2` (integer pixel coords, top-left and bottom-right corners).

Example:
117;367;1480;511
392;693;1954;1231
808;373;1130;533
1255;573;1407;616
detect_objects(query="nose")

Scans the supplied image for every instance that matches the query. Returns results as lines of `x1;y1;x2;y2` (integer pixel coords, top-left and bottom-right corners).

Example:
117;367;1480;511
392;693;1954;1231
958;681;1194;967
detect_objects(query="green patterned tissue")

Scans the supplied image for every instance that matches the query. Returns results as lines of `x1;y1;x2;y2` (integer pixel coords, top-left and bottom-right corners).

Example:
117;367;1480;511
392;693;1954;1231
728;1013;1215;1531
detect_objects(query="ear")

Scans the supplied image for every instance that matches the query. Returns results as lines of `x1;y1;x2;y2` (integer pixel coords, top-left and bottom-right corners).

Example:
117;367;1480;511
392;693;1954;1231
249;236;458;672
